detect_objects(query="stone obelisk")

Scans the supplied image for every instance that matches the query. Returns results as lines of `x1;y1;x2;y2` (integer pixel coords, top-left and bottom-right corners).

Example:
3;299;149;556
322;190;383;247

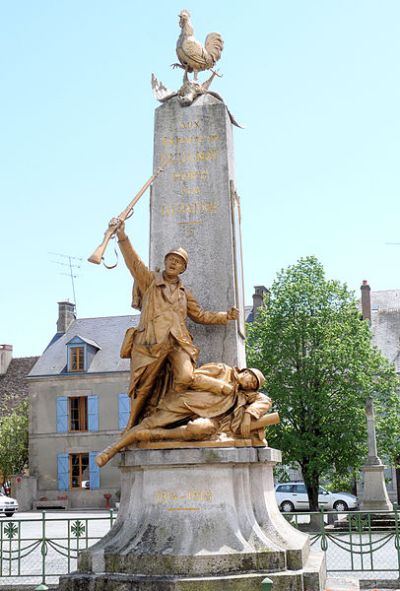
150;94;245;367
360;397;393;511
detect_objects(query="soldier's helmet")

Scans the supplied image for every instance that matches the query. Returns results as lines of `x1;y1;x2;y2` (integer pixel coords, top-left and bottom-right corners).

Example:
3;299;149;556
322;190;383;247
165;247;189;270
246;368;265;389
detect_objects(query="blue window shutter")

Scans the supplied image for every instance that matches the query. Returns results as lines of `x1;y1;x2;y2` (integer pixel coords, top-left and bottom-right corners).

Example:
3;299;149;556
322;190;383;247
56;397;68;433
57;453;69;491
89;451;100;490
118;393;130;430
88;395;99;432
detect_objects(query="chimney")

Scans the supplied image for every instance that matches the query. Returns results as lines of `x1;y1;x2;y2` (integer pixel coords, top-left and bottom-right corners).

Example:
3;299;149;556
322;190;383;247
360;280;371;323
252;285;269;319
0;344;13;375
57;301;76;333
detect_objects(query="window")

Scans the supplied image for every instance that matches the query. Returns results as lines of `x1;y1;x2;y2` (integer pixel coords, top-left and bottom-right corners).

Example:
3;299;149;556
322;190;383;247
56;395;98;433
70;453;89;489
276;484;294;493
57;451;99;491
69;397;87;431
69;346;85;372
293;484;306;493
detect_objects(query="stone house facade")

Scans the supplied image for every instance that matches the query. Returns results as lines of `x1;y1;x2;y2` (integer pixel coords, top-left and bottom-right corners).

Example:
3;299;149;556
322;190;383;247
28;302;137;509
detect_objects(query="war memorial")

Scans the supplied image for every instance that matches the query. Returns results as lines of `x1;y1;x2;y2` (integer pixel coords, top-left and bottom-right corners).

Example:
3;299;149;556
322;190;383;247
59;10;327;591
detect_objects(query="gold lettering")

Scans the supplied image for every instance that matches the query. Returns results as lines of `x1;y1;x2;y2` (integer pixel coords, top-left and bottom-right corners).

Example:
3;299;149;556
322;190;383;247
154;489;213;504
173;170;209;183
160;200;219;218
182;186;201;196
160;150;219;167
162;135;220;146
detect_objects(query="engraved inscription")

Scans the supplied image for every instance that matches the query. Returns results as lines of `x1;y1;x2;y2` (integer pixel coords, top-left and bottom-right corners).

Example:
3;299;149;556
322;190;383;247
173;170;209;183
179;120;201;129
160;150;219;167
154;489;213;504
160;200;219;217
162;134;220;146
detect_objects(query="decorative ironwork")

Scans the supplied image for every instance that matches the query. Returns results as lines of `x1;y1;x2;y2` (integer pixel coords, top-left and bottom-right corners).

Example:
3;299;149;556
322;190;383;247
71;520;86;538
4;522;18;540
0;510;116;584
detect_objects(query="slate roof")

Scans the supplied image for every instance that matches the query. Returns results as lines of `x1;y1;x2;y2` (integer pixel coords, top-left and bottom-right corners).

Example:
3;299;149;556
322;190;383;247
370;290;400;373
244;305;254;323
371;289;400;312
0;356;39;414
29;315;139;377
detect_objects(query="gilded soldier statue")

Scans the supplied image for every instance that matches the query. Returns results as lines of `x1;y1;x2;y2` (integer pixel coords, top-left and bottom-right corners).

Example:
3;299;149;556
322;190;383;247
111;218;239;432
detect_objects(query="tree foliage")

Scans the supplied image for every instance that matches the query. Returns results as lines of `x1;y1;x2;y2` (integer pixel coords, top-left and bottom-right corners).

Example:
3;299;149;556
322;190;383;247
247;256;399;510
0;399;29;485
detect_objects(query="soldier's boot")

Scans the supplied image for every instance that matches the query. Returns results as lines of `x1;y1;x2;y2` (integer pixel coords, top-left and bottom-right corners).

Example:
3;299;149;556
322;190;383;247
95;445;120;468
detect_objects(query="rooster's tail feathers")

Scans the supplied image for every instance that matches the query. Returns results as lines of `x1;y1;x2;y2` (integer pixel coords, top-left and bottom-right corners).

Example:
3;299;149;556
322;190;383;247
205;32;224;64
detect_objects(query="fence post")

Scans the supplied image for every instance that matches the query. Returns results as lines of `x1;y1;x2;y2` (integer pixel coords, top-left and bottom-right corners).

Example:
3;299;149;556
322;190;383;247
394;503;400;579
261;577;273;590
35;511;48;591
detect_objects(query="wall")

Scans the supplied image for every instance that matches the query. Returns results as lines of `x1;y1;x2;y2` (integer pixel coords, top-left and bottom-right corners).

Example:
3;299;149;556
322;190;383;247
29;371;129;508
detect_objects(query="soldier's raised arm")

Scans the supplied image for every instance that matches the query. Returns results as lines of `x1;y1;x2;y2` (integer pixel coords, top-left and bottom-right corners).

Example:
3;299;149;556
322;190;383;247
109;218;152;293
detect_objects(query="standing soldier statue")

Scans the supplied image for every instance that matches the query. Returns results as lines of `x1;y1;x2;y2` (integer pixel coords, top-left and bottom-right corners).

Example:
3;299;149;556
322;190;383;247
109;217;239;434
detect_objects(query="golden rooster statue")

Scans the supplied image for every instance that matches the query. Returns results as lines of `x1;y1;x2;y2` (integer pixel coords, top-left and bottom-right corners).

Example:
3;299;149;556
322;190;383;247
174;9;224;82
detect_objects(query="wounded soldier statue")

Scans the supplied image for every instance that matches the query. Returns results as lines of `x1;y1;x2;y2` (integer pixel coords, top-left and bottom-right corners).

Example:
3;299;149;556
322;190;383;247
96;363;279;467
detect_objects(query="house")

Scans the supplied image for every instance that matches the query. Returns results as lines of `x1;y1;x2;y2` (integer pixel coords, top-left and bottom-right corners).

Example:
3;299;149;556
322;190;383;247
360;281;400;502
28;302;137;509
0;345;39;415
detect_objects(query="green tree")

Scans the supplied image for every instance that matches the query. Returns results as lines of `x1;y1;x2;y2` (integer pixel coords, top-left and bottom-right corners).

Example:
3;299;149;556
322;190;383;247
375;380;400;503
247;256;399;511
0;399;29;486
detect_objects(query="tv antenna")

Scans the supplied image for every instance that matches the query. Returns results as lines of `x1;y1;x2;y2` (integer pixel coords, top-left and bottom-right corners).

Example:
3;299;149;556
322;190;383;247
49;252;83;315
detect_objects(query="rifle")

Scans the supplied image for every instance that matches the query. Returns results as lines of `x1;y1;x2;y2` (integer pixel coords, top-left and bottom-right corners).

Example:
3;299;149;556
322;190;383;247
88;168;163;265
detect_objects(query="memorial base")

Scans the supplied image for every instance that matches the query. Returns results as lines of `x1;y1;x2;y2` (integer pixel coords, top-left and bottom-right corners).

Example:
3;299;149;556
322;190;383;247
360;463;393;511
59;446;326;591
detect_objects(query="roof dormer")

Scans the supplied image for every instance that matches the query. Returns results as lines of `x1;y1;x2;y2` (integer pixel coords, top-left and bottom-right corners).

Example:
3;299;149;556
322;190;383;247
66;336;100;373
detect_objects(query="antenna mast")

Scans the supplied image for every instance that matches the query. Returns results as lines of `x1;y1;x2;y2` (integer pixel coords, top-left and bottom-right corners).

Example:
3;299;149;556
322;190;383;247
50;252;83;315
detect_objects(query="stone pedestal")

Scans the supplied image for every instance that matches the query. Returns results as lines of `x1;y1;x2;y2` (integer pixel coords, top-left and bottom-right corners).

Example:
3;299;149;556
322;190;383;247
150;95;245;367
59;446;325;591
360;463;393;511
360;398;393;511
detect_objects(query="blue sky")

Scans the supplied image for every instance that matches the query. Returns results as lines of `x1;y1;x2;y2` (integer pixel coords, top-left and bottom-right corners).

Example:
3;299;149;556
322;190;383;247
1;1;400;357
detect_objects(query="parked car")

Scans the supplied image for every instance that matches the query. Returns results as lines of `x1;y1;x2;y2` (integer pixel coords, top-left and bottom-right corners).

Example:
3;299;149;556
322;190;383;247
0;492;18;517
0;481;11;496
275;482;358;512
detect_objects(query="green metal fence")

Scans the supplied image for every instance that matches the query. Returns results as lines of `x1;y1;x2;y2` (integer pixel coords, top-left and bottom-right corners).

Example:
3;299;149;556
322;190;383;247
0;509;399;586
286;507;400;579
0;511;116;586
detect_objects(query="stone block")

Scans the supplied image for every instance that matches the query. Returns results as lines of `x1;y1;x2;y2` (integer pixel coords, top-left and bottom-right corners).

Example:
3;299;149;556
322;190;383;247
59;446;325;591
